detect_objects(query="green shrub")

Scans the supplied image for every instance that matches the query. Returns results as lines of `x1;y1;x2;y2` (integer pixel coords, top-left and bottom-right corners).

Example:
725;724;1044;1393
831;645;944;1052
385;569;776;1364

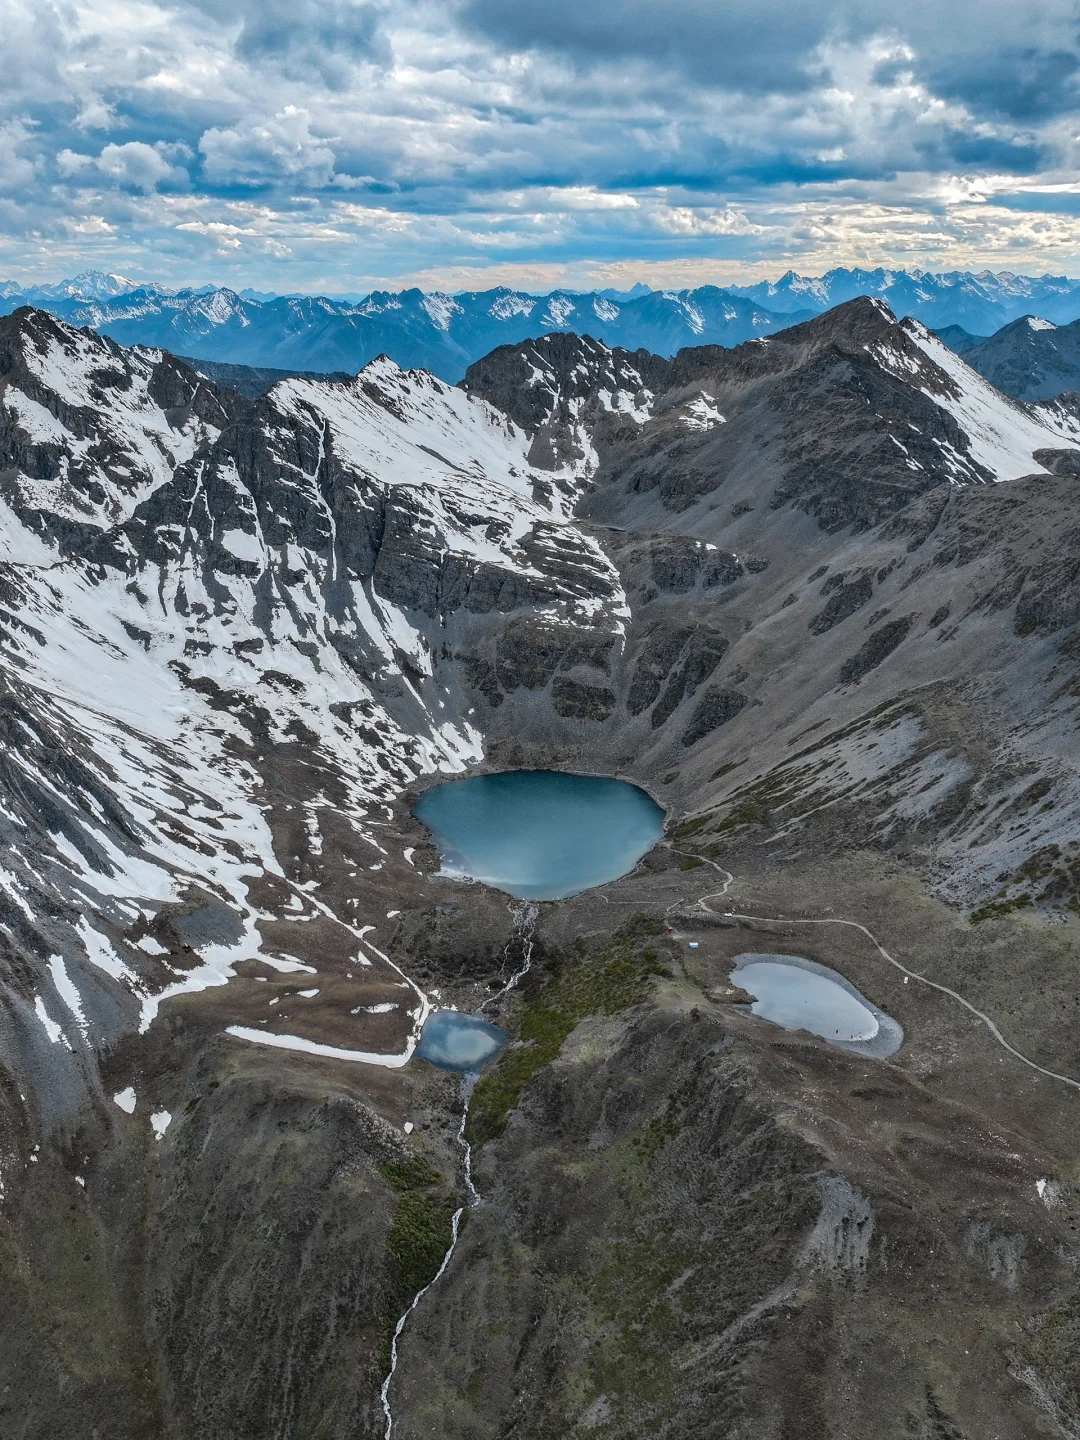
467;939;669;1146
386;1190;455;1299
380;1155;444;1192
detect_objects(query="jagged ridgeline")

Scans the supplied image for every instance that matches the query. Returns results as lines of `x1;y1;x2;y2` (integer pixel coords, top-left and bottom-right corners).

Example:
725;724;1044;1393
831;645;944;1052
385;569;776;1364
10;266;1080;385
1;297;1080;1437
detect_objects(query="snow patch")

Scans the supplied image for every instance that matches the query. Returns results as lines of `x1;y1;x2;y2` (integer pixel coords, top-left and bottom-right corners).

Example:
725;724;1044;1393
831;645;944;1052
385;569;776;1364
543;296;575;327
420;293;463;331
489;293;535;321
34;995;70;1048
219;528;263;563
681;393;726;431
899;321;1080;481
226;1026;417;1067
47;956;88;1037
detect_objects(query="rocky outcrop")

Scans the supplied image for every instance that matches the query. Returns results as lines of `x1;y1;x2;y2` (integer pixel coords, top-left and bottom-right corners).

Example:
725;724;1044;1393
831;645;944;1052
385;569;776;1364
839;616;916;683
681;684;750;744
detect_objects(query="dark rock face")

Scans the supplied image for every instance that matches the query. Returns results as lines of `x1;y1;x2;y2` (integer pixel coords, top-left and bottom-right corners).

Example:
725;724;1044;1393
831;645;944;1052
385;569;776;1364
493;620;611;693
1033;447;1080;477
839;617;915;683
651;632;730;730
681;685;749;745
646;535;745;591
1013;532;1080;636
628;625;696;716
551;676;616;721
809;572;875;633
464;333;671;474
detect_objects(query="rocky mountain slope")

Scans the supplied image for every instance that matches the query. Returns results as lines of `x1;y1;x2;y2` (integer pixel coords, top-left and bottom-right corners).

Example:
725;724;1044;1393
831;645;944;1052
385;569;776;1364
931;322;988;354
177;353;355;398
2;297;1080;1438
961;313;1080;401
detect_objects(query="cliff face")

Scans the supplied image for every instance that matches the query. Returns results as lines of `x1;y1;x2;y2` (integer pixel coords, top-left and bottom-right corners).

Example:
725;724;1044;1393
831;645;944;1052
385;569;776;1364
1;300;1080;1437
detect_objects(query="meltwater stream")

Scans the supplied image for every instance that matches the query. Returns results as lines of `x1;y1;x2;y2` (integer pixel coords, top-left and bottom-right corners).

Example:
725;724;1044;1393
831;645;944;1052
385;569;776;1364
379;1072;483;1439
380;902;537;1438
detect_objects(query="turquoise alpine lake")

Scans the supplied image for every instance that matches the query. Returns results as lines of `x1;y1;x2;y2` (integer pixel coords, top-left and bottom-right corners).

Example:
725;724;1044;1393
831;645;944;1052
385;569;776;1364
729;953;903;1058
413;770;666;901
416;1010;508;1071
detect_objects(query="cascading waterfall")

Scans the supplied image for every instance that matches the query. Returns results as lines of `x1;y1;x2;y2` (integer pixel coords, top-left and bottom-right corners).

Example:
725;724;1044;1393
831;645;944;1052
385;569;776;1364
483;900;539;1013
380;901;538;1437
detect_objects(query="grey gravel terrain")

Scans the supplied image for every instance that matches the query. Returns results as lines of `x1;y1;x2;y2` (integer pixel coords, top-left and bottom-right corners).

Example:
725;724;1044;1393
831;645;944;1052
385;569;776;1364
0;297;1079;1438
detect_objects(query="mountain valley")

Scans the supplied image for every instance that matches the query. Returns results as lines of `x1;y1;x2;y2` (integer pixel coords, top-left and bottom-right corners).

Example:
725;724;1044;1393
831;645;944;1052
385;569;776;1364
1;297;1079;1437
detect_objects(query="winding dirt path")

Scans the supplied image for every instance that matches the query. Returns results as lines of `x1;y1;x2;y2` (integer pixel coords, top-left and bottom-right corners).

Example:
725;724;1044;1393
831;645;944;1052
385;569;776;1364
668;847;1080;1096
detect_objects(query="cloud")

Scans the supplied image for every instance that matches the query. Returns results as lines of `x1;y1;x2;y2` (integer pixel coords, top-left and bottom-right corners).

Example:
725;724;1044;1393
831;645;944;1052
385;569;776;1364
236;0;389;79
0;0;1078;289
179;0;392;85
97;141;189;191
199;107;337;187
460;0;1080;122
57;140;189;192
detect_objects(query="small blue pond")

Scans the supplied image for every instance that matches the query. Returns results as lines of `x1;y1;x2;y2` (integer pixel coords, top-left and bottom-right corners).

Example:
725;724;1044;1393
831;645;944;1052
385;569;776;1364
413;770;665;901
416;1010;508;1071
729;953;903;1059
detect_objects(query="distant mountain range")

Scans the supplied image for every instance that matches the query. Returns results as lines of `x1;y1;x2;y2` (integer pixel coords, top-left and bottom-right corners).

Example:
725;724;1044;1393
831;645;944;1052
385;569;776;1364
725;266;1080;329
5;266;1080;386
0;273;812;382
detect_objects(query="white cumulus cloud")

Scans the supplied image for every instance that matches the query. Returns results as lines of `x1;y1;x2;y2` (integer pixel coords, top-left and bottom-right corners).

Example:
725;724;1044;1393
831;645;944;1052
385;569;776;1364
200;107;338;187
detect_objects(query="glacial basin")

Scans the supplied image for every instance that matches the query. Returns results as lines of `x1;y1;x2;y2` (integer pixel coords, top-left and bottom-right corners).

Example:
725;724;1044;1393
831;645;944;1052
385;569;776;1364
415;1010;508;1072
413;770;665;901
729;953;903;1058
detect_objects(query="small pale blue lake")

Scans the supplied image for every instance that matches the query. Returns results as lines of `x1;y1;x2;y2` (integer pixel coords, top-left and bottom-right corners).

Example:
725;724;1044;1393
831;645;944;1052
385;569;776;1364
413;770;665;901
730;953;903;1058
416;1010;508;1071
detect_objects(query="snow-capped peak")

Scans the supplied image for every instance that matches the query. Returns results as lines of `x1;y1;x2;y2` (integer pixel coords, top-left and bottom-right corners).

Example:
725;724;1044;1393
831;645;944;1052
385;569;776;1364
420;293;464;331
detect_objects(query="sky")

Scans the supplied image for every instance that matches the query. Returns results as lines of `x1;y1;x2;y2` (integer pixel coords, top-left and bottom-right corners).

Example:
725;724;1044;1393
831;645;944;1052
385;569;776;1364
4;0;1080;293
